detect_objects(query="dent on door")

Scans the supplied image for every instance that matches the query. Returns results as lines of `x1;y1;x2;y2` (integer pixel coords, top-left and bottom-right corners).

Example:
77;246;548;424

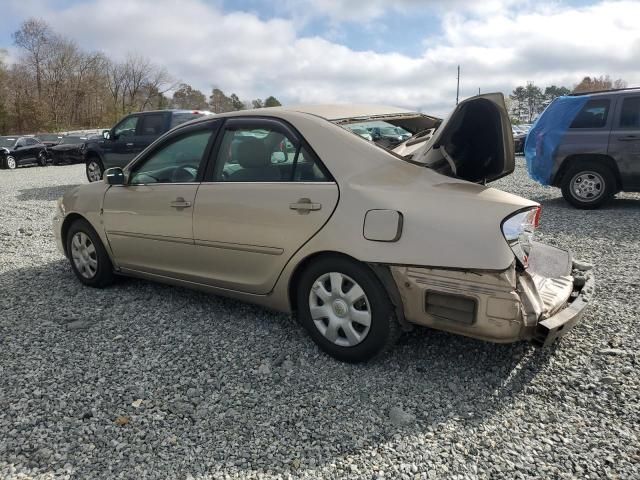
191;182;339;294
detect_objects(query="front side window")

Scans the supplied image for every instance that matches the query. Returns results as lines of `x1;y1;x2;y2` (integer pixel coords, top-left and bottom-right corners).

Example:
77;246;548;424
138;114;166;136
129;130;212;184
570;99;610;129
26;138;38;146
214;126;329;182
619;97;640;128
114;116;139;138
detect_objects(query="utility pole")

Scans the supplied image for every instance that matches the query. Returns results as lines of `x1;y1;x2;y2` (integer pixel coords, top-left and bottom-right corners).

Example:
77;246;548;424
456;65;460;105
478;87;481;96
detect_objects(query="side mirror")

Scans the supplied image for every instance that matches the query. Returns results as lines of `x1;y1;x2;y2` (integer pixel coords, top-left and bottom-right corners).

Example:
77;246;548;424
103;130;111;140
104;167;125;185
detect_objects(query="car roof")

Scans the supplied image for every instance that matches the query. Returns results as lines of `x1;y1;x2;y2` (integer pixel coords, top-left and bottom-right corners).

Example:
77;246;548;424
274;104;419;121
569;86;640;97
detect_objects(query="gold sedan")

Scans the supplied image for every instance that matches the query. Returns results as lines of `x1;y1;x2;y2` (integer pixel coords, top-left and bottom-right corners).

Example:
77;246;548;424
53;94;594;362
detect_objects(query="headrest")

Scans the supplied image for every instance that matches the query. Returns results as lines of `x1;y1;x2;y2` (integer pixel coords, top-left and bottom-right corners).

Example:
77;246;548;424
235;137;270;168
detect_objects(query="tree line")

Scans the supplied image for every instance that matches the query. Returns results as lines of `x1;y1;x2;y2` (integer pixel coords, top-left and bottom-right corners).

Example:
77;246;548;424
0;18;281;135
509;75;628;123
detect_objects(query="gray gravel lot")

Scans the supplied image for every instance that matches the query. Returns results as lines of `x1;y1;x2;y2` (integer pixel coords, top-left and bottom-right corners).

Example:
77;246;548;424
0;159;639;479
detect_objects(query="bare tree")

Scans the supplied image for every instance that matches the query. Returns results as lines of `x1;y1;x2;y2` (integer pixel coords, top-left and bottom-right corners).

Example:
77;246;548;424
12;19;52;101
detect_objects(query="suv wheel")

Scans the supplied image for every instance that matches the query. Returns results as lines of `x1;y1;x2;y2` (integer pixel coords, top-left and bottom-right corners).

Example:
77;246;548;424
561;161;615;209
86;157;104;182
296;256;400;363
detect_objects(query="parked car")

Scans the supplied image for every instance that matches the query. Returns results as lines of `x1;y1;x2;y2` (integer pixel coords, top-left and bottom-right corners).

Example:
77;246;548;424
84;110;214;182
0;136;48;169
367;125;412;147
511;127;526;154
54;95;593;363
346;126;374;141
526;87;640;208
38;133;64;147
49;135;91;165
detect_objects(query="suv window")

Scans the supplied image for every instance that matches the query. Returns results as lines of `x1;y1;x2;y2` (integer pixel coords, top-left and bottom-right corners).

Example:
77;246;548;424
138;114;166;136
170;112;206;129
570;99;610;129
619;97;640;129
15;138;26;147
129;130;213;184
26;138;38;146
114;116;139;138
214;126;329;182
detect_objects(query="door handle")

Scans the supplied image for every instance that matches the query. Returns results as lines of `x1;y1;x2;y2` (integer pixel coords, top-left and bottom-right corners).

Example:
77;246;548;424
126;142;134;147
290;198;321;214
170;197;192;208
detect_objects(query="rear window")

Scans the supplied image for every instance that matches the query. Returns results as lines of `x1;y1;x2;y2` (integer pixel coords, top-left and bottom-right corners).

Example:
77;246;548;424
170;112;207;129
619;97;640;128
570;99;610;129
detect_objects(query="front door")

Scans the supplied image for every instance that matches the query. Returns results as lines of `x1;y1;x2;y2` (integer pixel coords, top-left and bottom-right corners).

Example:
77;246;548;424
102;125;217;278
103;114;141;169
608;95;640;190
192;118;339;294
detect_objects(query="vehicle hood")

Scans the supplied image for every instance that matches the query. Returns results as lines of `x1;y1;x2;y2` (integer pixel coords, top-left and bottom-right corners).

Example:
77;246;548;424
51;144;81;152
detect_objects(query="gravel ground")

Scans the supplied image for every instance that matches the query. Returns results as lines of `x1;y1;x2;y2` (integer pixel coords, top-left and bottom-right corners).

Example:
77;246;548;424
0;159;639;480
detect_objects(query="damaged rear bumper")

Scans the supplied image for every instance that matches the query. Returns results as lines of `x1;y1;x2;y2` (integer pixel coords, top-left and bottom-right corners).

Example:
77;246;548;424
388;242;594;345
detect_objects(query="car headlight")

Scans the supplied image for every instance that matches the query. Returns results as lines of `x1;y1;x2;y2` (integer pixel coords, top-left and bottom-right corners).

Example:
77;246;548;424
501;206;541;268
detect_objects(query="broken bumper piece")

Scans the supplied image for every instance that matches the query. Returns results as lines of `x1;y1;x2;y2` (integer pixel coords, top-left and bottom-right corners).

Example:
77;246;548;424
530;259;595;347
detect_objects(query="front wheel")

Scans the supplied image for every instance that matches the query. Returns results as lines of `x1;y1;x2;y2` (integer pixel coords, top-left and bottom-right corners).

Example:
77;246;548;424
86;157;104;182
5;156;17;170
296;256;400;363
561;161;615;209
38;150;48;166
66;219;115;288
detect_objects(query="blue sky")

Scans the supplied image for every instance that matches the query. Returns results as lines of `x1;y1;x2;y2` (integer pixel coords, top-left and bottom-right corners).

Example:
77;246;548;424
1;0;637;115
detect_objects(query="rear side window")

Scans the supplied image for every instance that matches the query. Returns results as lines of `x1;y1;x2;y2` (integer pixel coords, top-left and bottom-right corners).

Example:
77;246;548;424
26;138;38;145
170;112;206;129
138;114;166;136
619;97;640;128
570;99;610;129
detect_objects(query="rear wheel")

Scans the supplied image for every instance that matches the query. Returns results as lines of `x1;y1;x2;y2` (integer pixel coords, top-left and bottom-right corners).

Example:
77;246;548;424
38;150;48;166
296;256;399;363
561;161;615;209
86;157;104;182
66;219;115;288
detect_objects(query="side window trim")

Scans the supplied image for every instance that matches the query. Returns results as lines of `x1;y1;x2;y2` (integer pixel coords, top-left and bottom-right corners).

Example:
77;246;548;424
125;119;221;183
203;116;334;183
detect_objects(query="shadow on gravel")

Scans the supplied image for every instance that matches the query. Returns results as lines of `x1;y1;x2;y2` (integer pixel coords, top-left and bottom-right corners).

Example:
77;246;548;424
0;260;555;478
16;184;80;202
532;195;640;211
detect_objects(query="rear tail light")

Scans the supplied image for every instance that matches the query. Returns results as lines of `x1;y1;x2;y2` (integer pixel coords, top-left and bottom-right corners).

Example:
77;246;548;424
501;206;541;268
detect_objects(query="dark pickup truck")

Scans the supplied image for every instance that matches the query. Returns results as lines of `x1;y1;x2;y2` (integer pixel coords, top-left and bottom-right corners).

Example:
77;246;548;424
85;110;213;182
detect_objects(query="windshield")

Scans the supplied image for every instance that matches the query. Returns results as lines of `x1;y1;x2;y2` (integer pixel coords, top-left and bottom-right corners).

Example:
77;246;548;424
0;137;17;148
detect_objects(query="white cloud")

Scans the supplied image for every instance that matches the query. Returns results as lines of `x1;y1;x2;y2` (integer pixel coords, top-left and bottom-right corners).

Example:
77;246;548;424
4;0;640;116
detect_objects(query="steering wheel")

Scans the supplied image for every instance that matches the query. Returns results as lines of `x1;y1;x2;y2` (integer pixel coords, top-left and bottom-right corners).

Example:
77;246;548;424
171;165;197;183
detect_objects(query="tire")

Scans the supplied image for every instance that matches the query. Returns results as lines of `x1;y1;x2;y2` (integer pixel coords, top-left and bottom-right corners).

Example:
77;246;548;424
5;156;17;170
296;256;400;363
560;160;616;209
66;219;115;288
38;150;48;167
86;157;104;182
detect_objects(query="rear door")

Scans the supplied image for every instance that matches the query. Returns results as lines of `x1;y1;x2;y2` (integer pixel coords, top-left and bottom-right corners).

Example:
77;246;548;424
608;95;640;190
411;93;515;183
133;112;169;156
191;117;339;294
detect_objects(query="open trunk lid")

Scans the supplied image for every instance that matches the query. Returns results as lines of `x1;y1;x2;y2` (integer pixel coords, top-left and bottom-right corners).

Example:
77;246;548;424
407;93;515;183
